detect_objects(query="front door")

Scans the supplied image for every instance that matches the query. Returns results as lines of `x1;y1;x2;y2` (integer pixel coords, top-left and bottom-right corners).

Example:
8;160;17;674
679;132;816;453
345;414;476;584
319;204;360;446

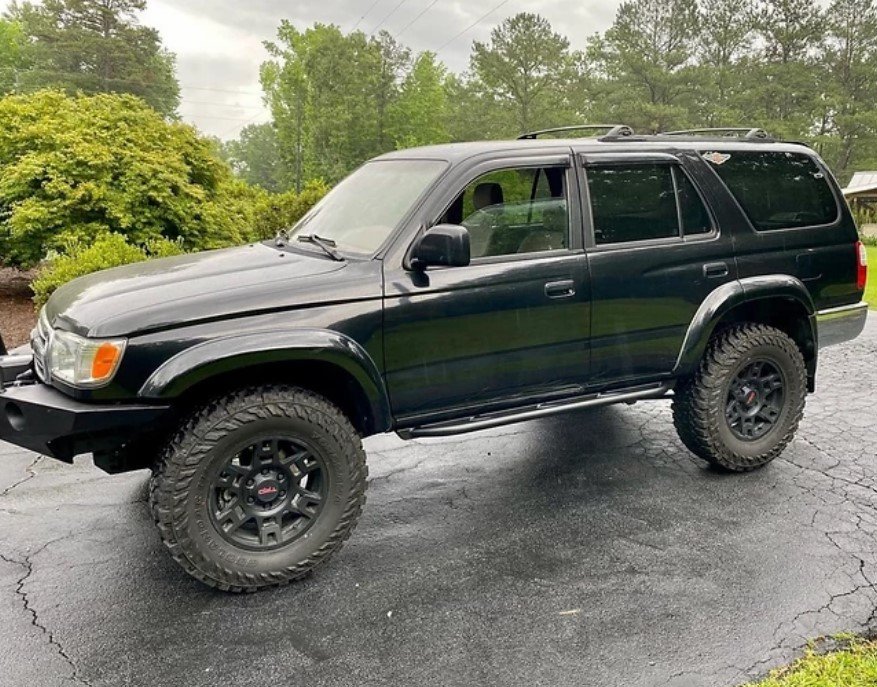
383;157;592;425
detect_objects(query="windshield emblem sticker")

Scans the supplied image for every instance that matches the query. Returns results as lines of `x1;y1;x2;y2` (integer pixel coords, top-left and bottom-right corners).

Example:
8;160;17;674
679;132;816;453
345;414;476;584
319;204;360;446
702;151;731;165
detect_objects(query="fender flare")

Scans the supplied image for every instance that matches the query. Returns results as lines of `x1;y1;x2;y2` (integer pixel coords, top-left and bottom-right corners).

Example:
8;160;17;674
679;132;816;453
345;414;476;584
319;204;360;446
673;275;817;376
138;328;392;433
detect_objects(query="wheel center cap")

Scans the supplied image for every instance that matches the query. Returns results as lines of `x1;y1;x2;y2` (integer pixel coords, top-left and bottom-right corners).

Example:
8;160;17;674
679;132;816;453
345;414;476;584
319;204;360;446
252;475;281;503
744;388;758;406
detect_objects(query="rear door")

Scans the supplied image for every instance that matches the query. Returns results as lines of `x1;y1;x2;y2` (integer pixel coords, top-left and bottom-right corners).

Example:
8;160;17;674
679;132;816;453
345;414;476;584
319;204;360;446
580;151;739;385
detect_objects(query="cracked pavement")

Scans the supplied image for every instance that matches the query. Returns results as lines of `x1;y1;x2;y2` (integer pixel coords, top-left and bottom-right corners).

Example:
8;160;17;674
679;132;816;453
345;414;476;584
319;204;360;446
1;317;876;687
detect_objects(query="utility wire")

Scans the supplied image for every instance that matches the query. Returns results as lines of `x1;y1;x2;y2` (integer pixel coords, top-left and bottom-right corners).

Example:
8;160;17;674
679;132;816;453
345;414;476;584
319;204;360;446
371;0;410;34
352;0;383;30
435;0;511;52
218;108;271;139
395;0;441;38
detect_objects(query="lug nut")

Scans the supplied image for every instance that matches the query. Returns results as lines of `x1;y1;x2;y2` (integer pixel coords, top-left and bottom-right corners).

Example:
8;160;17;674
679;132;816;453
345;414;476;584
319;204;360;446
247;497;254;504
262;469;270;476
279;491;286;498
246;479;254;487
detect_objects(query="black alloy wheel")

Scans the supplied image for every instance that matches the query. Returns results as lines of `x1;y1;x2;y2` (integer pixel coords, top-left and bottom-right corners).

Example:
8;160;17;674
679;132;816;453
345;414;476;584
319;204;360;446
724;359;785;442
209;437;328;551
150;385;367;592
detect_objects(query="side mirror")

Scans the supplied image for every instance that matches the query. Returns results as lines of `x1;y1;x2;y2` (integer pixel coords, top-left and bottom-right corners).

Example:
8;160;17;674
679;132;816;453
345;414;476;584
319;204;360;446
410;224;471;269
411;224;471;270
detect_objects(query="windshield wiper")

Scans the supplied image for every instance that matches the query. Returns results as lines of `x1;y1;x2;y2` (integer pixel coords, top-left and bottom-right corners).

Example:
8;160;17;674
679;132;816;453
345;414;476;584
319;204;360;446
297;233;345;261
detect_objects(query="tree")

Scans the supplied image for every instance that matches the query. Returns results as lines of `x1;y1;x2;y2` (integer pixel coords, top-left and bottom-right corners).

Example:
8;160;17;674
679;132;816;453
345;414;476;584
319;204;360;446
470;13;576;134
0;19;27;92
222;123;291;193
818;0;877;178
736;0;826;138
262;23;386;189
371;31;410;150
588;0;700;132
0;91;252;268
6;0;180;115
388;52;449;148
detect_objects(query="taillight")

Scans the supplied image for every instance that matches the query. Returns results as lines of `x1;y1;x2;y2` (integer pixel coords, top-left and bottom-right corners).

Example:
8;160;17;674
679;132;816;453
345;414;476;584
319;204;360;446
856;240;868;291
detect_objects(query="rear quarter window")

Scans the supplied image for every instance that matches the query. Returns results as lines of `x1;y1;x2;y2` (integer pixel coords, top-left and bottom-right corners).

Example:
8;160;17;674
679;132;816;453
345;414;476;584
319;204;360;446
702;150;839;231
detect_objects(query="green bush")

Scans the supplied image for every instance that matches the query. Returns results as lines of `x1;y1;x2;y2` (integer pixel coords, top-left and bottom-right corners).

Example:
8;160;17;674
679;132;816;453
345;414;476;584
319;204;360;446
32;233;185;308
0;90;258;268
252;180;329;240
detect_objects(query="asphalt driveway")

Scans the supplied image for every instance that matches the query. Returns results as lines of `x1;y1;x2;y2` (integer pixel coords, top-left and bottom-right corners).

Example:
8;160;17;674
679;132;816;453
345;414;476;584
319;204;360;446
2;317;876;687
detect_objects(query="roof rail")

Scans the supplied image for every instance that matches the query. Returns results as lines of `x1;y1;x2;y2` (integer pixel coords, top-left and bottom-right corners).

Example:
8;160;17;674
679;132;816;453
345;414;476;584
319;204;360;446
517;124;634;140
659;127;773;140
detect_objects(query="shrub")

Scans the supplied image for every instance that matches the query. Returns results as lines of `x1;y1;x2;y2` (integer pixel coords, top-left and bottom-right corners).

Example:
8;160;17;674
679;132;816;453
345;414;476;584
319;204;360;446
0;90;256;268
252;179;329;240
32;233;185;308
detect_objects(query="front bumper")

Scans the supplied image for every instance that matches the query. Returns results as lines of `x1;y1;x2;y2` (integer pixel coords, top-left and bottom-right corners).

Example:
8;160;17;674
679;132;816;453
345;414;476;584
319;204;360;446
1;353;169;465
816;301;869;348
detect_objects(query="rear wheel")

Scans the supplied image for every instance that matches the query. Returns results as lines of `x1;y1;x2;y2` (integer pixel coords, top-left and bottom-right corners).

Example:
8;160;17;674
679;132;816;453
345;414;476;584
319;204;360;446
672;323;807;472
149;385;367;592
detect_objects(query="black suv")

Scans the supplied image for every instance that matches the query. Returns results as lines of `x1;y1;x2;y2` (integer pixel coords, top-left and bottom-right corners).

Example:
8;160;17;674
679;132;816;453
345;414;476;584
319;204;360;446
0;125;868;591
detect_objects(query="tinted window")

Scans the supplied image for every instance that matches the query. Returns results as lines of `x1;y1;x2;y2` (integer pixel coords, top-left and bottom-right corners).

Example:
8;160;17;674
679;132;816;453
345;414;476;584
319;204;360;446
588;164;679;244
703;151;838;231
676;169;712;235
442;166;569;259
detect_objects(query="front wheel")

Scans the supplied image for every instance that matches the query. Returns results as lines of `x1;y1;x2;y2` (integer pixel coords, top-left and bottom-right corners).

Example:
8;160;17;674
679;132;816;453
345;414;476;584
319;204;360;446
672;323;807;472
149;385;367;592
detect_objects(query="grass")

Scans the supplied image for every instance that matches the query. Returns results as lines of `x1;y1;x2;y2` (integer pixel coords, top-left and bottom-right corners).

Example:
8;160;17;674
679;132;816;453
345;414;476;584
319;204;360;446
866;246;877;309
743;638;877;686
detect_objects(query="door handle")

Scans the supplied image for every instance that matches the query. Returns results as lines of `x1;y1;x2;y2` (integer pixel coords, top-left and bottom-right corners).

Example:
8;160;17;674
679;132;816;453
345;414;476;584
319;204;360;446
545;280;576;299
703;262;729;279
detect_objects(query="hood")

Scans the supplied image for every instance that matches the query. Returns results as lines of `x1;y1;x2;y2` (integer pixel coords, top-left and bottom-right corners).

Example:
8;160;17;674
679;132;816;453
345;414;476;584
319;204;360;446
45;242;382;338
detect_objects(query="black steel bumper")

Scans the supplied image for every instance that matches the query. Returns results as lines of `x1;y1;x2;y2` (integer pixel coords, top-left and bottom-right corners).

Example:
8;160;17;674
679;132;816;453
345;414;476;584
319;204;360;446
1;353;170;465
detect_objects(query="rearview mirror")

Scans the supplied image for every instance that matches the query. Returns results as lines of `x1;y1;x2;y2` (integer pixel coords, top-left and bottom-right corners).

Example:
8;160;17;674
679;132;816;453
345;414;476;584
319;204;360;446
410;224;471;269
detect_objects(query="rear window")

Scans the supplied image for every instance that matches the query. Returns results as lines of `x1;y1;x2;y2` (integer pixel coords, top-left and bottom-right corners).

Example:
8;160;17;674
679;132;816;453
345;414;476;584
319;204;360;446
703;151;838;231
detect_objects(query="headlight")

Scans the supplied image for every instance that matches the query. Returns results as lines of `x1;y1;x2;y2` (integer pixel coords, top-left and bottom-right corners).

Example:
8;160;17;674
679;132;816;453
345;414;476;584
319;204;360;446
49;330;127;388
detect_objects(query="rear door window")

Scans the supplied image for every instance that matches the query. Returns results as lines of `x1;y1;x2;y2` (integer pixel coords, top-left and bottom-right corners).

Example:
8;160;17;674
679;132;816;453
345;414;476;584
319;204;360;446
701;150;838;231
586;163;713;245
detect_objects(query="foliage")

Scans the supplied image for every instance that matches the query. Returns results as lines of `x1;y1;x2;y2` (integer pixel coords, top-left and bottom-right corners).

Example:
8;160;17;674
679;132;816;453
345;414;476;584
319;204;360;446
251;179;329;240
5;0;179;115
31;232;184;308
743;638;877;686
866;247;877;308
470;13;579;134
388;52;449;148
231;4;877;187
588;0;700;133
0;90;256;268
221;123;290;193
0;19;27;92
261;24;404;190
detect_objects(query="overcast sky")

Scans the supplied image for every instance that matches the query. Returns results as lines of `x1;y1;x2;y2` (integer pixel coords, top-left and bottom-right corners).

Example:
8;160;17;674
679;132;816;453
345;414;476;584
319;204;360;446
1;0;625;139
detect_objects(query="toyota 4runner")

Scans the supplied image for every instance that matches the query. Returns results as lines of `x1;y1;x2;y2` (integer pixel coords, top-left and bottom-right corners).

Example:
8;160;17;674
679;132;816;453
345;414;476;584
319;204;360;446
0;125;869;591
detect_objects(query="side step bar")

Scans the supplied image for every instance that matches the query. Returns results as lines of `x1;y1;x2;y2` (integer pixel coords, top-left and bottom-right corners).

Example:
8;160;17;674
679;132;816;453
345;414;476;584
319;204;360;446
398;382;673;439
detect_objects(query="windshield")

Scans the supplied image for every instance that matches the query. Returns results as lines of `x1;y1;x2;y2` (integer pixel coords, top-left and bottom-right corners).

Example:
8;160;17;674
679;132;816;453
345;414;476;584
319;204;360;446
289;159;447;255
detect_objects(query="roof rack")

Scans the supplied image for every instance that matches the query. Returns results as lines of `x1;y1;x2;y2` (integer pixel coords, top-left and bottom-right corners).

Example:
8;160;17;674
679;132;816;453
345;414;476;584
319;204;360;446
659;127;773;140
517;124;635;141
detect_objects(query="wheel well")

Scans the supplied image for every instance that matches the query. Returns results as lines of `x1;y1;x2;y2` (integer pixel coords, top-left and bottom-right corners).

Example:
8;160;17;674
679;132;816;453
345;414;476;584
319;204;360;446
712;297;816;389
170;360;380;437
